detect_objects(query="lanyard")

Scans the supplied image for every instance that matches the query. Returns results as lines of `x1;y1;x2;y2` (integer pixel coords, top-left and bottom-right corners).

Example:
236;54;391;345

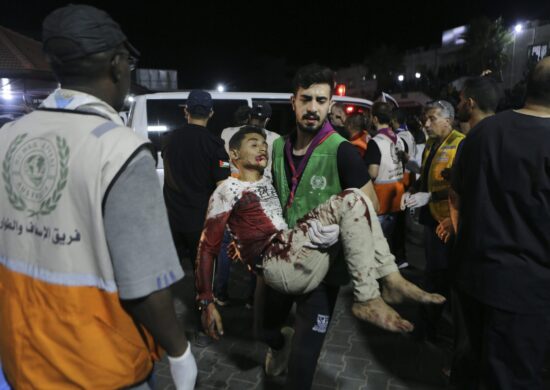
284;121;335;208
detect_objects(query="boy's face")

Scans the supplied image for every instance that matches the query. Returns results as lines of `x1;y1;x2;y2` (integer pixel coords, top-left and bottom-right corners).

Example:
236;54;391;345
230;133;268;172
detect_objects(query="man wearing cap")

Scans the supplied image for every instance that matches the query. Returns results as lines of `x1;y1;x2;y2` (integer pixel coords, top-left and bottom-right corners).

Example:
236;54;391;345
163;90;230;270
162;90;230;344
0;4;196;389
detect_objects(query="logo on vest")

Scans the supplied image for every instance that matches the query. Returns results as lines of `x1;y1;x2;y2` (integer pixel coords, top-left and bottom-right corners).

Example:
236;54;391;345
310;175;327;190
312;314;330;333
3;134;70;217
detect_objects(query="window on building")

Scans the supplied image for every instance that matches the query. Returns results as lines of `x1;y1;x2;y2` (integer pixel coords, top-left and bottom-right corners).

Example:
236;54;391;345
528;43;549;63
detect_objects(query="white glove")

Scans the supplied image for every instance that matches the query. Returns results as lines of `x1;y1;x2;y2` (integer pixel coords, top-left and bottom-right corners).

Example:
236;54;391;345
168;343;198;390
400;192;411;211
405;192;431;210
305;219;340;249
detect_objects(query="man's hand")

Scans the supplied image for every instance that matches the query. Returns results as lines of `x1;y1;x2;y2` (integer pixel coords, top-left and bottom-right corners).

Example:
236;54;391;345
436;217;454;243
168;343;198;390
405;192;431;209
305;219;340;249
201;303;224;340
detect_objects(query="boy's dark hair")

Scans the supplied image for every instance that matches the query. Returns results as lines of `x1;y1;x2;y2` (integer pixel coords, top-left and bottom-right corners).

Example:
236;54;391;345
463;76;500;113
345;114;365;133
228;126;266;151
292;64;334;95
372;101;393;125
526;59;550;106
233;105;251;126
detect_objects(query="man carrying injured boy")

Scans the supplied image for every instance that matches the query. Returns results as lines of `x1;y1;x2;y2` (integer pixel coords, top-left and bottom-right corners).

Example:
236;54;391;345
195;126;445;339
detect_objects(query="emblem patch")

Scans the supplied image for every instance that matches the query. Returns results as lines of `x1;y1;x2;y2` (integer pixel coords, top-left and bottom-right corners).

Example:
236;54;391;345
312;314;330;333
3;134;70;217
310;175;327;190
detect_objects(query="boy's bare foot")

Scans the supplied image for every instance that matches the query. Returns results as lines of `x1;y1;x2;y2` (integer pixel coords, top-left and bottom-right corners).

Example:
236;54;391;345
381;272;446;305
352;297;414;333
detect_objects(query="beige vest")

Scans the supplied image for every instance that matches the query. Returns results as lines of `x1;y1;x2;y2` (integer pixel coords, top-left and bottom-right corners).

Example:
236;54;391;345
0;109;157;388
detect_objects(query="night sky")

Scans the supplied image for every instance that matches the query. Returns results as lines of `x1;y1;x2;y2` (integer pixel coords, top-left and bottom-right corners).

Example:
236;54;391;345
2;0;549;90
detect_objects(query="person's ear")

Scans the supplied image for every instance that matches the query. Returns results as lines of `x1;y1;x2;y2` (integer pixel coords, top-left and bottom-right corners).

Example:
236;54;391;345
290;95;296;112
110;53;122;83
264;118;270;127
229;148;239;161
468;97;476;109
209;110;214;119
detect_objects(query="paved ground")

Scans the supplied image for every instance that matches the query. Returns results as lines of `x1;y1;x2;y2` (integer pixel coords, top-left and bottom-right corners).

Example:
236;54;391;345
154;243;550;389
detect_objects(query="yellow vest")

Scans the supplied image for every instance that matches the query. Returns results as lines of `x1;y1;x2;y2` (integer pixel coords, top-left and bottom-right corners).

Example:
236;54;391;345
422;130;465;220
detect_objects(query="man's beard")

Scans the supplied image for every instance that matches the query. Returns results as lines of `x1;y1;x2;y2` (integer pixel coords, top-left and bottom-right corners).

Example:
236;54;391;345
456;107;471;123
297;114;324;133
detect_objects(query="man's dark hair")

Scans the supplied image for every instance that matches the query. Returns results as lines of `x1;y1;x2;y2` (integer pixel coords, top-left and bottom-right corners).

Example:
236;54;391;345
345;114;365;133
292;64;334;95
46;39;119;85
229;126;266;151
463;76;500;113
372;101;393;125
233;105;251;126
392;109;407;126
526;58;550;105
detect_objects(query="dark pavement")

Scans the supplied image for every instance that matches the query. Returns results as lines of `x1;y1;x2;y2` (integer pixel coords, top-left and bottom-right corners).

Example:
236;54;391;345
154;242;550;389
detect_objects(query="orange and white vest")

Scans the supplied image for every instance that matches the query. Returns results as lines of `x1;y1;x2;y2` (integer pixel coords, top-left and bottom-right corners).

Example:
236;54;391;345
372;133;405;215
0;104;159;388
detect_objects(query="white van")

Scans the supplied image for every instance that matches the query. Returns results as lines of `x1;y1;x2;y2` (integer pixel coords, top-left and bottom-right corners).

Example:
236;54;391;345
127;91;373;182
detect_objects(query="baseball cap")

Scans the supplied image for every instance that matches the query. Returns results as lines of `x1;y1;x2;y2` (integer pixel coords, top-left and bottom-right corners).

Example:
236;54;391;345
42;4;140;62
186;90;213;116
250;101;272;119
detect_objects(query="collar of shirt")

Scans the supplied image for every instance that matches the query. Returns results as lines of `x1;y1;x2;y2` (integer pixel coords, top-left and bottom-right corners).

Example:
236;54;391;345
41;88;124;125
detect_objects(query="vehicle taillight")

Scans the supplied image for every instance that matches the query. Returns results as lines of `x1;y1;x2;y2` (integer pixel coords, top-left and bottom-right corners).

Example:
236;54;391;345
336;84;346;96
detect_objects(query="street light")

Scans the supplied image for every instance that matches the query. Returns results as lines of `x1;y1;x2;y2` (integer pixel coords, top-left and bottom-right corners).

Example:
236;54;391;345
511;23;524;87
397;74;404;82
415;72;421;79
217;84;225;93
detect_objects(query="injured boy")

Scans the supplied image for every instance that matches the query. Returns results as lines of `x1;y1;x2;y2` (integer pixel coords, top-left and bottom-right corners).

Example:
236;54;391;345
195;126;444;339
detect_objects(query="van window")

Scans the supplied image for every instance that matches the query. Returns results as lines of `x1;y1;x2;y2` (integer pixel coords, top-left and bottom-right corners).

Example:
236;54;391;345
145;98;247;152
209;100;248;136
254;100;295;136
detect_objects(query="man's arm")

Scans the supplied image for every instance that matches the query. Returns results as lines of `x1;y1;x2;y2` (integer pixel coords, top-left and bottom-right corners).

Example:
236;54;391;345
103;149;196;387
368;165;380;180
104;151;188;350
194;184;236;339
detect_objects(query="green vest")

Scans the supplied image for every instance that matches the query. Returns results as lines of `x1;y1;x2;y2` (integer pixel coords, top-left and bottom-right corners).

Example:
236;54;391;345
272;133;349;285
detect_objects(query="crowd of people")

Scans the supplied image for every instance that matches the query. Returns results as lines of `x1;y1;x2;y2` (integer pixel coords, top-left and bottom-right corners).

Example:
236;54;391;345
1;4;549;390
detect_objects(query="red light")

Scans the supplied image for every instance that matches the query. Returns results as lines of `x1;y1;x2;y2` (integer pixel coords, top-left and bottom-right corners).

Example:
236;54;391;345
345;105;355;114
336;84;346;96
